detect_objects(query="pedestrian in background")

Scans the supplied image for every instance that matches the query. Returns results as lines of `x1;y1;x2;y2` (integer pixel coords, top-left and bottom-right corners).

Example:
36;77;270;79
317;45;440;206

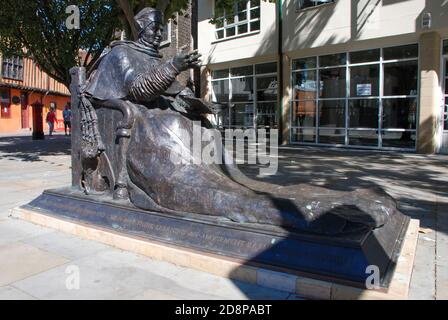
63;104;72;136
46;107;57;136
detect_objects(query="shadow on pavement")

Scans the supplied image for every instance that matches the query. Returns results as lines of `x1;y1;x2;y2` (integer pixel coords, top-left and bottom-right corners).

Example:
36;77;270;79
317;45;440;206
0;135;71;162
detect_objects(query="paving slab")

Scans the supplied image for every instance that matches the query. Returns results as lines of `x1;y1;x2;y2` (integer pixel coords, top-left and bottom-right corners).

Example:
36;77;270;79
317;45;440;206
1;136;448;299
0;286;37;300
11;247;289;300
0;242;69;286
0;218;53;247
21;230;111;261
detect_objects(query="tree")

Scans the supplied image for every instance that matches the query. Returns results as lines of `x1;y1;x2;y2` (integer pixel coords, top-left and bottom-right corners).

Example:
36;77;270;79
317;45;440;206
0;0;269;89
0;0;193;89
0;0;121;87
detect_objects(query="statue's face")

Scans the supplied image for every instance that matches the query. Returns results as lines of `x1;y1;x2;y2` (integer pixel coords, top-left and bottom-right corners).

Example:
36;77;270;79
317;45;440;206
140;22;163;48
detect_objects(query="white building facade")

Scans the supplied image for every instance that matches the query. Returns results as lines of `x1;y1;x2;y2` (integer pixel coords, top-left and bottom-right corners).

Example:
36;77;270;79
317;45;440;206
198;0;448;153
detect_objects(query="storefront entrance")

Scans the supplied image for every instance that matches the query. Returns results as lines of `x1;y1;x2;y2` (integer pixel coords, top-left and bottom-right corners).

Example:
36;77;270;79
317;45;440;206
290;44;419;151
20;92;29;129
210;62;278;132
441;45;448;154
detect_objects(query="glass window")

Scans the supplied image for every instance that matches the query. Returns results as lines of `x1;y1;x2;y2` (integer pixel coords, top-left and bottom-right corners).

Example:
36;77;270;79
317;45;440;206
319;128;346;145
216;29;224;39
226;27;236;37
231;103;254;127
292;70;317;100
0;88;11;118
296;0;335;10
257;102;277;128
384;61;418;96
216;108;230;128
255;62;277;74
382;98;417;130
211;61;278;130
0;88;10;104
292;57;317;70
256;76;277;101
292;100;316;127
1;55;24;80
212;80;229;102
212;69;229;79
291;128;316;143
290;44;418;150
381;131;416;149
237;24;248;34
349;99;379;128
320;67;346;98
350;65;379;97
161;22;171;46
383;44;418;60
319;100;346;128
214;0;260;40
349;130;378;147
350;49;380;64
250;20;260;31
444;40;448;55
444;97;448;131
231;65;252;77
231;78;254;101
319;53;346;67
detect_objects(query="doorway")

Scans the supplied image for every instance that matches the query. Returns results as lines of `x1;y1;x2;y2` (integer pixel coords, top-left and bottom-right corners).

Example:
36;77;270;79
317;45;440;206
440;53;448;154
20;92;29;129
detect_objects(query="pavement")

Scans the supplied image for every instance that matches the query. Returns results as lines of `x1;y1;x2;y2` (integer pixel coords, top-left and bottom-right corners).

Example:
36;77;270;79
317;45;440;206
0;133;447;299
0;133;296;300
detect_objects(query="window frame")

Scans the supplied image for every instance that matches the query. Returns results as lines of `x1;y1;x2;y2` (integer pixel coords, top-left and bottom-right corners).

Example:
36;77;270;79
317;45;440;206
160;20;172;47
1;55;24;81
213;0;261;42
210;61;278;130
296;0;336;11
442;39;448;132
290;43;420;151
0;87;12;119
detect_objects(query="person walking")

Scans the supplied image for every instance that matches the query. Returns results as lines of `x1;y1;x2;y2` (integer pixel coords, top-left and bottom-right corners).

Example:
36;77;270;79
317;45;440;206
63;104;72;136
46;107;57;136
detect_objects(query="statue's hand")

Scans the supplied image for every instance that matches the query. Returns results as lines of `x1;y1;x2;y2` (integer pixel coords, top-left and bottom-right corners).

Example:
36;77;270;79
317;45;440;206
172;48;201;72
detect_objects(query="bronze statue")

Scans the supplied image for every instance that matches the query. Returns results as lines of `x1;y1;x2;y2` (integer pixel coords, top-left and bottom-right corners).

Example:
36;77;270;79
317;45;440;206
77;7;401;236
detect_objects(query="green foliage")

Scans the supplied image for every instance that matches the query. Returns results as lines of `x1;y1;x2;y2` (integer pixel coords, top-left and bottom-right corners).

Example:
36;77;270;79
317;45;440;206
0;0;193;88
117;0;191;40
0;0;121;87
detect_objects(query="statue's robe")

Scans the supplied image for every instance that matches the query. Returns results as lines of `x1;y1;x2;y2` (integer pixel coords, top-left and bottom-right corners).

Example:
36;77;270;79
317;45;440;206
84;41;398;235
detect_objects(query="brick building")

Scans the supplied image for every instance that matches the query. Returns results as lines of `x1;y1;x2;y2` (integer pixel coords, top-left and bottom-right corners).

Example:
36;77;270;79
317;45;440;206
158;1;200;96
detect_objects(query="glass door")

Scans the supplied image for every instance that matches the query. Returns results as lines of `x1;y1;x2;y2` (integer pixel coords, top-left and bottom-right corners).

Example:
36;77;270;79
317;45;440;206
441;54;448;154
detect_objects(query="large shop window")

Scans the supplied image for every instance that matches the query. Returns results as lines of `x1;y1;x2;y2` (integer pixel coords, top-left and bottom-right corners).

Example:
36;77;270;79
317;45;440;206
0;88;11;118
291;44;419;150
1;55;24;81
214;0;260;40
210;62;278;130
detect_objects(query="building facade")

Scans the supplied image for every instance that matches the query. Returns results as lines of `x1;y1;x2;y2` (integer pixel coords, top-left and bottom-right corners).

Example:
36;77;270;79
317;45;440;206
198;0;448;154
158;1;200;93
0;53;71;135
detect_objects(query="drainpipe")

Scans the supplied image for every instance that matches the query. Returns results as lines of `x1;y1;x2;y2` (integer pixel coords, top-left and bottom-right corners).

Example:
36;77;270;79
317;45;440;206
277;0;284;144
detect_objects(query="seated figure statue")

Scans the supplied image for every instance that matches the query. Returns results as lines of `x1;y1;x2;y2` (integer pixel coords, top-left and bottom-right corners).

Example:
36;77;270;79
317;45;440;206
80;7;400;235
